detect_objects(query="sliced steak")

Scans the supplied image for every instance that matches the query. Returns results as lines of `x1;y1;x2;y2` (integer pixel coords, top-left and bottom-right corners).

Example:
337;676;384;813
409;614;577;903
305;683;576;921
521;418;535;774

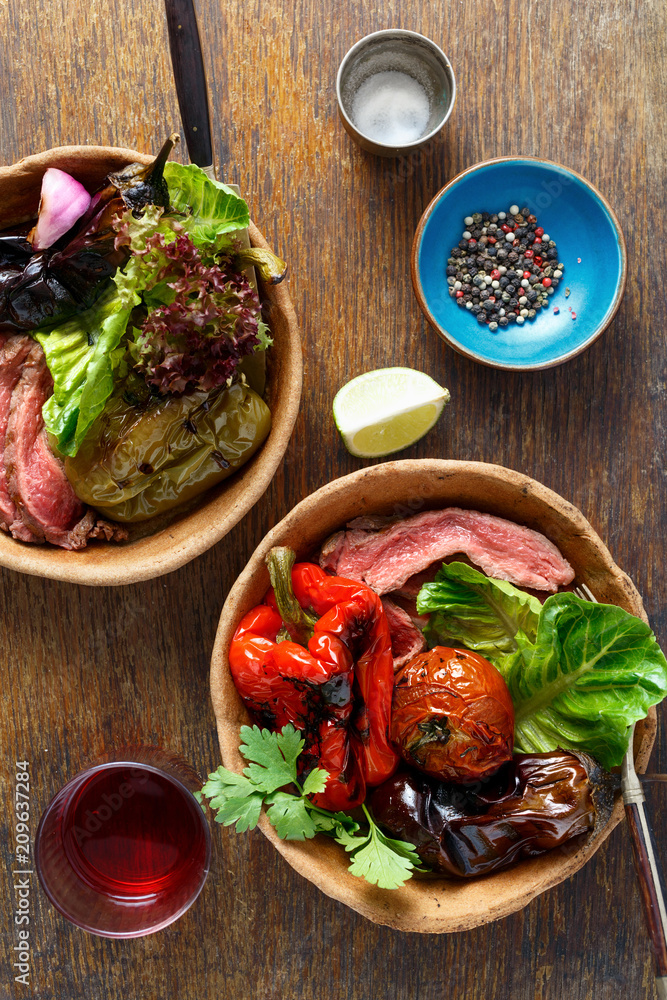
4;342;127;549
320;529;346;571
393;564;442;601
386;591;431;628
59;508;128;548
0;335;37;540
381;597;427;671
320;507;574;594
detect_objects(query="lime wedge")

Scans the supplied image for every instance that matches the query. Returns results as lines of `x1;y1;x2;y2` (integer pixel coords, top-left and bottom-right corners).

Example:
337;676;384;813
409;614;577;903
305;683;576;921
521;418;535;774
333;368;450;458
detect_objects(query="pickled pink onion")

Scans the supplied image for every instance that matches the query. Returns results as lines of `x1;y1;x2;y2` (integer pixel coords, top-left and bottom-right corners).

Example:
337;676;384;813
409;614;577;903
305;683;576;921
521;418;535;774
30;168;92;250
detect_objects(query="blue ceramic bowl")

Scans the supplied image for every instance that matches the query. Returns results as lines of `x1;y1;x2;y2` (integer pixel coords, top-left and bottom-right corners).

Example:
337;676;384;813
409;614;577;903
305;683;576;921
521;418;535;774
411;157;626;370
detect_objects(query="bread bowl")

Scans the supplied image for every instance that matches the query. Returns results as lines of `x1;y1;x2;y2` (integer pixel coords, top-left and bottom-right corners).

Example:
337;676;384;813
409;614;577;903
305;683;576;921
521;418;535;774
210;459;656;932
0;145;301;585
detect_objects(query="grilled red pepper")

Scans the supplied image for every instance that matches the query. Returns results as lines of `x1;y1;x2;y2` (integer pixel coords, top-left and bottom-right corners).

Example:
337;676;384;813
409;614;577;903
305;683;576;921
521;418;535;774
229;547;399;810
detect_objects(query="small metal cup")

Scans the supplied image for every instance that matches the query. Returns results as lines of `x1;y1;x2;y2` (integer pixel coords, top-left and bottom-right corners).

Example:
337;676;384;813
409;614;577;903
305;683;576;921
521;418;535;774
336;29;456;158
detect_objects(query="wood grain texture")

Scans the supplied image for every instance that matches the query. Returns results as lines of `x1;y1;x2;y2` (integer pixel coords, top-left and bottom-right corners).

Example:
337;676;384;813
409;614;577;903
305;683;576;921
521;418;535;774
0;0;666;997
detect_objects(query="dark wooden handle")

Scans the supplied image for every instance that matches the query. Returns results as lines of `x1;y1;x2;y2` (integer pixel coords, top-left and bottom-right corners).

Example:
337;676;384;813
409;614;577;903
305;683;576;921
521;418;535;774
164;0;213;168
625;801;667;979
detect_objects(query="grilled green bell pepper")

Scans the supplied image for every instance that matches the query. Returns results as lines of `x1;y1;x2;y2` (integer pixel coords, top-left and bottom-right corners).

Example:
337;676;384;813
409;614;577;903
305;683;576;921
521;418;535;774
64;380;271;522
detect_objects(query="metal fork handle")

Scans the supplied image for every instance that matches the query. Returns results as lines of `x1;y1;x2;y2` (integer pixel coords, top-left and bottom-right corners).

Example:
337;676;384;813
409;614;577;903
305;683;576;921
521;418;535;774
623;748;667;995
575;586;667;993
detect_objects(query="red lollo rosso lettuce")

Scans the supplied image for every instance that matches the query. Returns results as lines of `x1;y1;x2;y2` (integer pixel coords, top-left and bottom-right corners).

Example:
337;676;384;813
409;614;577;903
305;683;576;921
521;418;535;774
37;163;273;456
125;230;262;395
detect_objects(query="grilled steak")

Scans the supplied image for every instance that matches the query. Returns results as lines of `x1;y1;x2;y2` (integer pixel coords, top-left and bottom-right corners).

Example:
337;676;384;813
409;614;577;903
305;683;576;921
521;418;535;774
392;566;441;601
381;597;427;671
0;335;36;540
320;508;574;594
4;342;127;549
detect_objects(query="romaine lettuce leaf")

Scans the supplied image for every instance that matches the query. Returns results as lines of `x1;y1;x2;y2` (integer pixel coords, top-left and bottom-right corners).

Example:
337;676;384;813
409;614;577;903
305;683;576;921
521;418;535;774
506;592;667;768
36;291;131;456
38;168;254;456
163;162;249;246
417;561;541;659
418;565;667;768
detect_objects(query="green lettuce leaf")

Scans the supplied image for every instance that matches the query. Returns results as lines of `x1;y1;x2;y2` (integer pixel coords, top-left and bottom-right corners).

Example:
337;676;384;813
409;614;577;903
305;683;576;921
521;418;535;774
36;291;132;456
38;170;253;457
37;207;167;457
112;205;172;307
506;592;667;768
163;162;249;246
417;561;542;660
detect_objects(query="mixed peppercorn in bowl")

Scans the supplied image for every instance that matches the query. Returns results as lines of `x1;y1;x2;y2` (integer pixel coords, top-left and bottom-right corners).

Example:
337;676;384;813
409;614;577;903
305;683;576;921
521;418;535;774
445;203;564;331
411;156;627;371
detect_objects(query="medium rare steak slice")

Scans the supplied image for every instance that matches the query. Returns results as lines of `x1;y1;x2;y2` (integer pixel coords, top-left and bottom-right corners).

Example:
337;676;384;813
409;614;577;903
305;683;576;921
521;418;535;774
4;342;127;549
393;565;441;600
0;335;36;540
320;507;574;594
381;597;427;671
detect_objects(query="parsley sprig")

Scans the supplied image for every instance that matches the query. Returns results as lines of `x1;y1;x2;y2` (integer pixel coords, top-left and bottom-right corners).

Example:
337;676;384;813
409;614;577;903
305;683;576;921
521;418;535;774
197;724;424;890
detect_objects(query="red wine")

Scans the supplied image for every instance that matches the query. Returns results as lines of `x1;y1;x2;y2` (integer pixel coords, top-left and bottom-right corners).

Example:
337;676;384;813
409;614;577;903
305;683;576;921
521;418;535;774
36;753;210;936
61;764;208;899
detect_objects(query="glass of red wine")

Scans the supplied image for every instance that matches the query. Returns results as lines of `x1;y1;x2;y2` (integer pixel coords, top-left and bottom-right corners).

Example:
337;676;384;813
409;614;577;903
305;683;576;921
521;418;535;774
35;747;211;938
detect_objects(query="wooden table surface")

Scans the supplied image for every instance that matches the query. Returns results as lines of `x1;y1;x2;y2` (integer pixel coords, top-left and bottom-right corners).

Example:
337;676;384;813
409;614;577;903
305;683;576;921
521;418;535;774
1;1;666;997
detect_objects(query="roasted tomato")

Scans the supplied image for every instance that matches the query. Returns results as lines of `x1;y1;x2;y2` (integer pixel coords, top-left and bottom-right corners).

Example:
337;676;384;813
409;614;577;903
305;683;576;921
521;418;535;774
390;646;514;781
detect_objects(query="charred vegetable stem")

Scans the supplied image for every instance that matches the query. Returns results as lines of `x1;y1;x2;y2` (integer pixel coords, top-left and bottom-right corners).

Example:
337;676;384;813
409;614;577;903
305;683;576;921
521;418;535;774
233;246;287;285
266;546;318;646
106;133;181;212
142;133;180;183
413;717;451;751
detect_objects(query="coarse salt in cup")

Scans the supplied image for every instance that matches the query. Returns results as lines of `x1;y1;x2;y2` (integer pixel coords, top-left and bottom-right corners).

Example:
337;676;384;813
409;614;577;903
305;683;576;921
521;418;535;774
336;29;456;157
